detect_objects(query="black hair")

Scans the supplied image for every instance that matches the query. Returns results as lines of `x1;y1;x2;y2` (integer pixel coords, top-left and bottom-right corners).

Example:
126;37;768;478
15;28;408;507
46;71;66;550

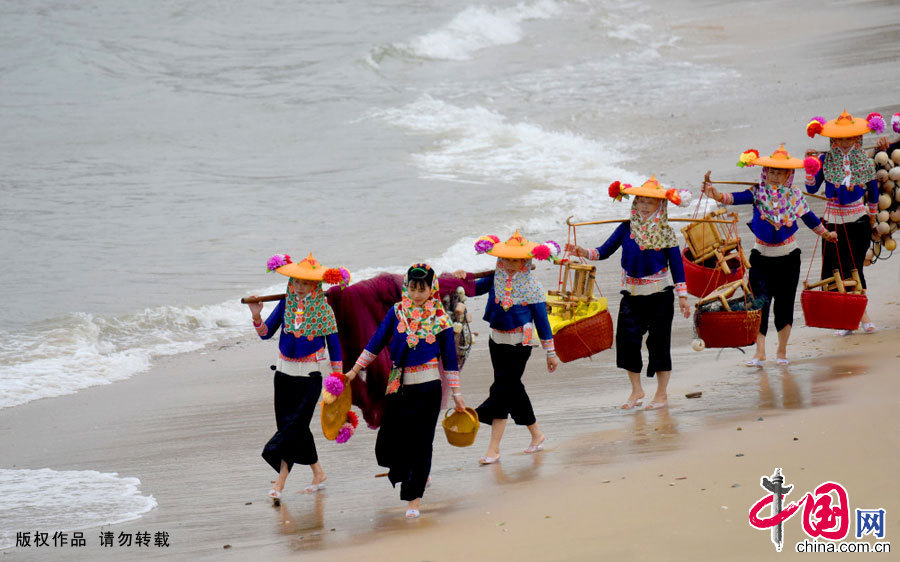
406;264;434;290
407;278;430;291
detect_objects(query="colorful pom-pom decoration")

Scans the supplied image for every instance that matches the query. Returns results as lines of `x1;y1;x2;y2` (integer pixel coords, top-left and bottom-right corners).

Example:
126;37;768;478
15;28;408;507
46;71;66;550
335;425;352;444
867;113;885;134
676;189;692;208
322;268;343;285
266;254;291;272
531;244;551;261
544;240;561;257
736;149;759;168
322;391;337;405
608;180;630;201
335;408;360;444
892;113;900;134
665;188;682;206
608;180;621;198
806;119;825;138
803;156;821;176
474;236;496;254
323;374;344;397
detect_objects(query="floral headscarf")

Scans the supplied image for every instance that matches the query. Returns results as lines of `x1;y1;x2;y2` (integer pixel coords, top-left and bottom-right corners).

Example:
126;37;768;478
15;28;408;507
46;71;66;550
753;167;811;229
395;263;452;348
493;258;546;311
284;280;338;339
823;136;876;189
629;199;677;251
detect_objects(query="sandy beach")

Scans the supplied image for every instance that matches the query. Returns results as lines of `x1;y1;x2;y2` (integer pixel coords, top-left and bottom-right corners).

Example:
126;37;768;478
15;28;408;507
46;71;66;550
3;0;900;560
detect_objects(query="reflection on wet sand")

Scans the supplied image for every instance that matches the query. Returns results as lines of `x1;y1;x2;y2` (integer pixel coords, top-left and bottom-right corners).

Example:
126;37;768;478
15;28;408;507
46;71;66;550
558;407;682;467
757;367;804;409
486;449;545;485
272;352;876;553
280;489;326;551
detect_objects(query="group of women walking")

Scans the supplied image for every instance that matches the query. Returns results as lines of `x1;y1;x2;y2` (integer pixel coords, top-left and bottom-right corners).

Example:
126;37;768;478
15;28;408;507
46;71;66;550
246;109;893;519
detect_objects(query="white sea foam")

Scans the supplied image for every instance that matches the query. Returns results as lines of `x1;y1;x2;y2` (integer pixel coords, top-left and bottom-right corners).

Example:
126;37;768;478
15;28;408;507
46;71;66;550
0;298;270;410
0;264;437;411
0;468;156;550
387;0;562;61
372;96;631;191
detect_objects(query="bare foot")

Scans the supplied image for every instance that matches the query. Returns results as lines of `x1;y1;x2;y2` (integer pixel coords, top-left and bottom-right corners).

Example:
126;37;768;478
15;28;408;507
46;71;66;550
524;432;545;454
304;474;327;493
482;447;500;459
479;448;501;464
621;391;645;410
645;394;668;410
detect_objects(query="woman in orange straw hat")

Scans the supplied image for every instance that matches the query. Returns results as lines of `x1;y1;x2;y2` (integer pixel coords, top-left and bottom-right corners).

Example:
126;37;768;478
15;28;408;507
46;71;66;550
471;231;559;464
344;263;464;519
804;110;883;335
567;176;691;410
247;253;350;502
702;146;837;366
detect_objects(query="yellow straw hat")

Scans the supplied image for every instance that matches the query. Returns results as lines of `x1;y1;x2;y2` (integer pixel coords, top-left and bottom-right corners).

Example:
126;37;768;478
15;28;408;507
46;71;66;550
321;380;353;440
806;109;885;139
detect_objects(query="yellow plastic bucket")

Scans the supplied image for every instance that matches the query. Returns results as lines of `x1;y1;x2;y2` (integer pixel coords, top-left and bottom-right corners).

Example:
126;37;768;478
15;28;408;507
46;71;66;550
442;407;479;447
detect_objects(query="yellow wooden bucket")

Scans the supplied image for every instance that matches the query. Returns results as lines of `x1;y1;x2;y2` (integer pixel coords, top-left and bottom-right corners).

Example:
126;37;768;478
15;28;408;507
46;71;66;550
442;407;479;447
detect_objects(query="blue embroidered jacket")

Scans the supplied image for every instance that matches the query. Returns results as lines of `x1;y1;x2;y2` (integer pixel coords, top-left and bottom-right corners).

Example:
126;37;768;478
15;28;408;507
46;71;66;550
589;223;687;296
475;274;554;348
805;153;878;214
353;305;460;387
255;298;342;370
730;189;823;244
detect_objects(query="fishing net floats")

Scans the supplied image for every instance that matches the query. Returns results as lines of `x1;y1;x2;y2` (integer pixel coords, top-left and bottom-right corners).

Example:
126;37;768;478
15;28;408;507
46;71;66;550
868;145;900;263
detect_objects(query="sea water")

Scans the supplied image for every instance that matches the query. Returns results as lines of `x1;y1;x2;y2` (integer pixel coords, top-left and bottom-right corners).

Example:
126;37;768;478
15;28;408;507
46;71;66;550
0;0;734;411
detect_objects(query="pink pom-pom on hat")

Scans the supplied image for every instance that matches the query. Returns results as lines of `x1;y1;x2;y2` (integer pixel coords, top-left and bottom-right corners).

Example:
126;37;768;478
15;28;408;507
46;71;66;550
892;113;900;134
867;113;885;134
531;244;551;261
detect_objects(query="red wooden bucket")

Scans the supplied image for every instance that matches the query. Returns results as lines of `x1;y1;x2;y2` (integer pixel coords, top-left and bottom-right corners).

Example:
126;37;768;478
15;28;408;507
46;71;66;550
554;309;614;363
695;309;761;348
682;249;745;298
800;290;867;330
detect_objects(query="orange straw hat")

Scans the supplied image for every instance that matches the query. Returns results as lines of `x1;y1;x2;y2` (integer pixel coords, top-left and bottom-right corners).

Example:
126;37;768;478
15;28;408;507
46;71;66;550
737;144;803;169
266;252;351;285
473;230;561;261
806;109;885;139
612;175;692;207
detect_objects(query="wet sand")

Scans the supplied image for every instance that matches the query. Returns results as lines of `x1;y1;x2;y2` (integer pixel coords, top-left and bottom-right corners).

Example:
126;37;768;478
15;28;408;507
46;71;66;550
3;0;900;559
